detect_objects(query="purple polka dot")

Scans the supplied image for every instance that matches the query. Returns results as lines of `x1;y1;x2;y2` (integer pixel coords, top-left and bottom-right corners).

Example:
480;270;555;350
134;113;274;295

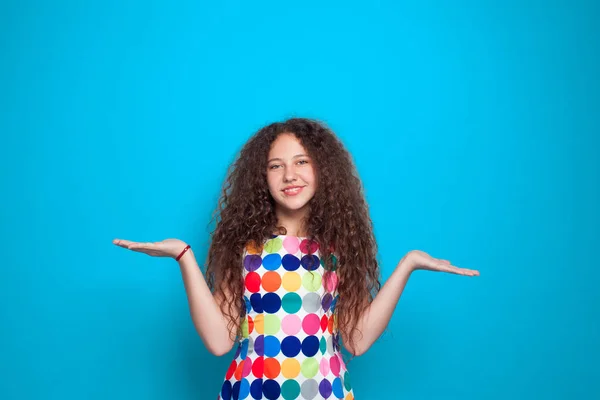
244;254;262;272
254;335;264;356
319;378;332;398
321;293;333;312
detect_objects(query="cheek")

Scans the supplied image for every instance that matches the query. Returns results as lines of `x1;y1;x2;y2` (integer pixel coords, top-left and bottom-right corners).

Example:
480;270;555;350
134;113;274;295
266;174;279;194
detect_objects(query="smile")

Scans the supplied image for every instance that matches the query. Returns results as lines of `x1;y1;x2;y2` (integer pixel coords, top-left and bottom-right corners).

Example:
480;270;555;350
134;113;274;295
282;186;305;196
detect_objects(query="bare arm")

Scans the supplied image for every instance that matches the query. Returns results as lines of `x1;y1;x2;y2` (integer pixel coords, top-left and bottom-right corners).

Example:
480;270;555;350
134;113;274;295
113;238;238;356
178;249;238;356
343;250;479;356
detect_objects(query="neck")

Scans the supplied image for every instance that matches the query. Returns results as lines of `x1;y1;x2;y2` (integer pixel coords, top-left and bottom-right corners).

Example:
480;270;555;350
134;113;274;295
275;207;309;236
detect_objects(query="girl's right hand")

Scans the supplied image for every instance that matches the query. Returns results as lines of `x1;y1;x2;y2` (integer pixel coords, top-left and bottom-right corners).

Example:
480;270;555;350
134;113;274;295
112;238;189;260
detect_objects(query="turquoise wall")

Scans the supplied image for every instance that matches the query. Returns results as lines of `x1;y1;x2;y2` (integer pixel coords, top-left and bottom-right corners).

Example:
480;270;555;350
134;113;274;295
1;0;598;398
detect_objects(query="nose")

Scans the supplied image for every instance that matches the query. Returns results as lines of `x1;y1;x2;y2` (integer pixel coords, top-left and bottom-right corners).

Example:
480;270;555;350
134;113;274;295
283;164;298;183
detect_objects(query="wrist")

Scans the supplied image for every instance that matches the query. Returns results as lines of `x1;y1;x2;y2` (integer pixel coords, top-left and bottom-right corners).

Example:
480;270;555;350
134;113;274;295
175;244;191;261
397;254;415;274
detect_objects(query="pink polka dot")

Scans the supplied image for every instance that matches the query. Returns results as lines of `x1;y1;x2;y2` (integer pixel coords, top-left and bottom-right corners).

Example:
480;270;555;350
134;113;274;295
320;356;330;376
283;236;300;254
337;352;346;370
242;357;253;378
324;272;338;292
281;314;301;335
299;239;319;254
330;354;340;376
302;313;321;335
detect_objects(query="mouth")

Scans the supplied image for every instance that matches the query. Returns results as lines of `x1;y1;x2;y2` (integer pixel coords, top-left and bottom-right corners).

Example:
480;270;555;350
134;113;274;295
282;186;305;196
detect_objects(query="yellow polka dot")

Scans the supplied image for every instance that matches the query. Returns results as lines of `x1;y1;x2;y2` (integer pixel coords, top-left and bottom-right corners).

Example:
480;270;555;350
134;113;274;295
254;314;264;334
282;272;301;292
281;358;301;379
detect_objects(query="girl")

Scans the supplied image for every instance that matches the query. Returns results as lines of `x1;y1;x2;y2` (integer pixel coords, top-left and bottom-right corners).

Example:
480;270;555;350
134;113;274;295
113;118;479;400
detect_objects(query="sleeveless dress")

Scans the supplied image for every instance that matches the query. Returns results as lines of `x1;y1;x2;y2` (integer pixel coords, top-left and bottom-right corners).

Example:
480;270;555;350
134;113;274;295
217;234;355;400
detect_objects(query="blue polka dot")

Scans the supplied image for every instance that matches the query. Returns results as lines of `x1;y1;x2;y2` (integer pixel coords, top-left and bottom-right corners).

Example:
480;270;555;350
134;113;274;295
330;295;338;313
264;335;281;357
301;335;320;357
281;336;301;357
221;380;232;400
240;338;249;359
301;254;320;271
332;377;344;398
250;293;263;313
282;254;300;271
239;378;250;399
250;379;263;399
263;253;282;270
244;296;251;313
262;292;282;313
263;379;281;400
232;381;240;399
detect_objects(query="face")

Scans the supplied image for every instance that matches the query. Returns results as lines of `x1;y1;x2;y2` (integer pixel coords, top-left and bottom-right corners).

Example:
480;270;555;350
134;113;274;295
266;133;317;217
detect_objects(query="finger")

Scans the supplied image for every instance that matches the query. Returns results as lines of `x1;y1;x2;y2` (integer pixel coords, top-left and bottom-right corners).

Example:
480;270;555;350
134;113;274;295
447;266;480;276
128;242;155;250
438;259;451;265
113;239;135;248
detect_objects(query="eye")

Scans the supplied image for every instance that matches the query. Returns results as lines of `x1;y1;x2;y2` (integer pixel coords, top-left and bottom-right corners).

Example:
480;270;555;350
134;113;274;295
268;164;280;170
297;160;309;165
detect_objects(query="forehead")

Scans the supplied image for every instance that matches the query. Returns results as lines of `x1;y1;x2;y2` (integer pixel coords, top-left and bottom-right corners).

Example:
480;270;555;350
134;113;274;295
268;133;307;157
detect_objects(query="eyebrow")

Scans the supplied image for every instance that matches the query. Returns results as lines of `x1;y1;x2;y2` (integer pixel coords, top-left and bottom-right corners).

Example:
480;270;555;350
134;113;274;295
267;154;309;163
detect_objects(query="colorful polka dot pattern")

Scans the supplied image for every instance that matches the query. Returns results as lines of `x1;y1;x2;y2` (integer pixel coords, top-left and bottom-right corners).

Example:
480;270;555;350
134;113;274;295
218;235;353;400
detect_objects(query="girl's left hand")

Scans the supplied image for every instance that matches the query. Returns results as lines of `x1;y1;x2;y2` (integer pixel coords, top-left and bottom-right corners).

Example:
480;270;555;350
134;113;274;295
399;250;480;276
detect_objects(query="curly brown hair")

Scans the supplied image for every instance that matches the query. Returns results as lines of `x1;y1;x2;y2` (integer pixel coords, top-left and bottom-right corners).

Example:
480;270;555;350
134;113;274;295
204;117;381;356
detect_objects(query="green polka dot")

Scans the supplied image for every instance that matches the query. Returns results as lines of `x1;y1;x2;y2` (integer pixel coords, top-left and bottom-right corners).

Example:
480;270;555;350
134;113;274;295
344;371;352;391
240;318;249;338
264;314;281;334
282;292;302;314
264;238;283;253
281;379;301;399
301;357;319;378
302;272;322;292
320;254;337;271
320;336;327;355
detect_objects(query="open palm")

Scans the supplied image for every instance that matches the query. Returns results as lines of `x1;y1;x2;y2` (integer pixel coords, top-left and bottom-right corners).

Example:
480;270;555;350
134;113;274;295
403;250;480;276
112;238;188;259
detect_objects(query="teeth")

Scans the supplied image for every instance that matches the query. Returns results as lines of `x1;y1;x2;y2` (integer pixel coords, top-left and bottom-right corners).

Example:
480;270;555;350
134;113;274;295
284;187;301;194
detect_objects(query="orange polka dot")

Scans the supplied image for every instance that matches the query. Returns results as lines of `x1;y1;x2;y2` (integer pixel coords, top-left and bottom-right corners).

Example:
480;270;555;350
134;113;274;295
264;357;281;379
345;394;354;400
234;359;244;380
262;271;282;292
246;240;263;255
248;316;254;334
328;315;334;334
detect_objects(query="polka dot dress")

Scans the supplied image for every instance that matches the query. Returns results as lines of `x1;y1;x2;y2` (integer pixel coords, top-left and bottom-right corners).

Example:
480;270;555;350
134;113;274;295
218;234;355;400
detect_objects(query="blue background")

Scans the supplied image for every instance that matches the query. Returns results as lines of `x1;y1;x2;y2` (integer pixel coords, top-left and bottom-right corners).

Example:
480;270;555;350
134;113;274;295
1;0;598;398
